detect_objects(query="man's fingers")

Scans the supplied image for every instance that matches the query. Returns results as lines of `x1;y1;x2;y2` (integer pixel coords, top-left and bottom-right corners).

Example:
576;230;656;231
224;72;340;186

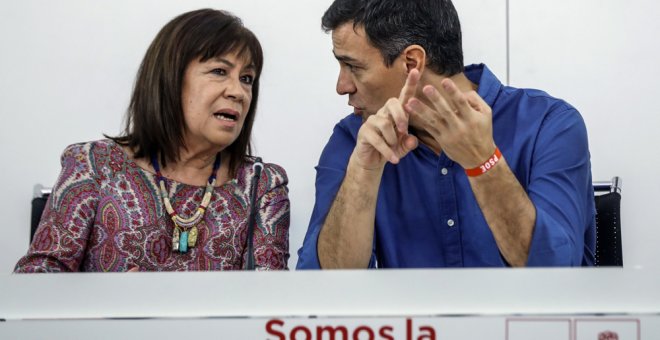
368;115;399;147
402;134;419;153
360;122;418;165
466;94;481;111
392;70;420;133
381;98;409;134
361;124;399;164
421;85;459;125
406;97;437;124
399;68;420;103
441;78;471;114
466;91;488;113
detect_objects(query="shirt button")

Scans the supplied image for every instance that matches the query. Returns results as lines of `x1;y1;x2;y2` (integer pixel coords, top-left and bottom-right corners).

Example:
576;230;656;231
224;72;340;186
447;219;455;227
441;168;448;175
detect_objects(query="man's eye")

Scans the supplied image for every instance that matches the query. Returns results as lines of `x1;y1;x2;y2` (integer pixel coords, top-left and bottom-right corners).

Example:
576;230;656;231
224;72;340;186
210;68;227;76
345;63;359;72
240;75;254;85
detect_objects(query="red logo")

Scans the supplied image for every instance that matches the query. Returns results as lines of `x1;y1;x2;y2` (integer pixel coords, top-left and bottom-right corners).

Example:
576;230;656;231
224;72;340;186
598;331;619;340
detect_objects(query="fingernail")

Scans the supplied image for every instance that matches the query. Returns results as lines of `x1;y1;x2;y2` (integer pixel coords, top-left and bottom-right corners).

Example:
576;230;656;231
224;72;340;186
405;103;413;112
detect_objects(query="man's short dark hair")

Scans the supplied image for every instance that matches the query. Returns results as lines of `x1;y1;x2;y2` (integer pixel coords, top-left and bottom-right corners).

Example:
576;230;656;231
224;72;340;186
322;0;464;76
109;9;263;175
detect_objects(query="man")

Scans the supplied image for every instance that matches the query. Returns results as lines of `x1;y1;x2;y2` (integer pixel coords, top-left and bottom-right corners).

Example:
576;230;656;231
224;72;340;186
297;0;595;268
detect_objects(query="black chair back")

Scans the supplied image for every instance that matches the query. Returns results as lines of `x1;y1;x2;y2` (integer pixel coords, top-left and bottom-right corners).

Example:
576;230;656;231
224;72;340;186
30;185;51;243
593;177;623;267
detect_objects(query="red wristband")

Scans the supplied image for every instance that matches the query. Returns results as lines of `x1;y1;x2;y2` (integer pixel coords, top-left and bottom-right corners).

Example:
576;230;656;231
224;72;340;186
465;147;502;177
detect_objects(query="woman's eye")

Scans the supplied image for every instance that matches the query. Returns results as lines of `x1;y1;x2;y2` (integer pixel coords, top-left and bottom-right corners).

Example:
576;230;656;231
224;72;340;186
240;75;254;85
210;68;226;76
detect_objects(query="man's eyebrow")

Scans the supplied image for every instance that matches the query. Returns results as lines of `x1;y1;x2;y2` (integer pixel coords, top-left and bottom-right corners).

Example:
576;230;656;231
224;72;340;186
332;51;359;64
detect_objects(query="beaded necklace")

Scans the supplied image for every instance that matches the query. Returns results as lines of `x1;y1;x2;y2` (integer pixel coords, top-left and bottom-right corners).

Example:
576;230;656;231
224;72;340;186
150;153;221;253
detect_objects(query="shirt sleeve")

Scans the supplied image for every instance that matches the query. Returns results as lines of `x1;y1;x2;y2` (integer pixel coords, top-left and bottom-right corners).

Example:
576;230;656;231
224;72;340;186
296;120;357;269
252;162;291;270
14;143;100;273
525;107;596;266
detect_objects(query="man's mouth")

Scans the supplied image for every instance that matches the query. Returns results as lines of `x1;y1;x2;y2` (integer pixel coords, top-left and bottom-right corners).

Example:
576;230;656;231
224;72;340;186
350;104;365;115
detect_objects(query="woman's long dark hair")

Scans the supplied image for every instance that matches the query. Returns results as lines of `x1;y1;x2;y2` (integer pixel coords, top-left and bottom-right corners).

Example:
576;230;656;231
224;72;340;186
108;9;264;176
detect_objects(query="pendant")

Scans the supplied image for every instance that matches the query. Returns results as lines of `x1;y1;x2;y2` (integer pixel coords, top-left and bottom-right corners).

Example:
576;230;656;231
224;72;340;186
188;226;198;248
172;226;181;252
179;230;189;253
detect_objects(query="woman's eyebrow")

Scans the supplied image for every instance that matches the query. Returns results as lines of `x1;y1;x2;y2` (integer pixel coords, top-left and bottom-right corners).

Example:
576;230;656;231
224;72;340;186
212;57;234;68
211;57;255;72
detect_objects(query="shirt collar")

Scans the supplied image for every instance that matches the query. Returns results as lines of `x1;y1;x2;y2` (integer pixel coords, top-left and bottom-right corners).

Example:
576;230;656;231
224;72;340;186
464;63;502;108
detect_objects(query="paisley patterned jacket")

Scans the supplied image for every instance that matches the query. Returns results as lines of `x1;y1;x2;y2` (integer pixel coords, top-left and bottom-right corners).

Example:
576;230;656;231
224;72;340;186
15;140;290;272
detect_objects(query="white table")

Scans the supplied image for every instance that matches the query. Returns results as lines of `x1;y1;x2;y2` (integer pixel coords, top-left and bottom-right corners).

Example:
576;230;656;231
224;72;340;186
1;268;659;339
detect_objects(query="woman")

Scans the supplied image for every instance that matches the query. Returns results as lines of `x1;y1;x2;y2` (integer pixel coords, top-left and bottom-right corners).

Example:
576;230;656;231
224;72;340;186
14;9;290;272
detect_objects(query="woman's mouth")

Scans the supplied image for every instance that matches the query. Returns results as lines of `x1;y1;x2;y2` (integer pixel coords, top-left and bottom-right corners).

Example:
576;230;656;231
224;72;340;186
213;109;239;122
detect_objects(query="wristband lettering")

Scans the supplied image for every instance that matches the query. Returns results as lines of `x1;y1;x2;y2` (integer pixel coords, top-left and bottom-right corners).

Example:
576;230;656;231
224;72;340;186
465;147;502;177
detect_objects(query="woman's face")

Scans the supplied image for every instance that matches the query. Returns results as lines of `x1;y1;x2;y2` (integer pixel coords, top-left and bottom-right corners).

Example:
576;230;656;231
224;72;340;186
181;51;256;152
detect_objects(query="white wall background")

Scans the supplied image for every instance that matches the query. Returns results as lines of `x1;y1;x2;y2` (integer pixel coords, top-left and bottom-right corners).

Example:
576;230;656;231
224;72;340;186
0;0;655;272
509;0;660;269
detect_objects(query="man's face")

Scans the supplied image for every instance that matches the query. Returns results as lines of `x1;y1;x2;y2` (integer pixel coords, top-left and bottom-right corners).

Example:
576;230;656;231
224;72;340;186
331;23;408;119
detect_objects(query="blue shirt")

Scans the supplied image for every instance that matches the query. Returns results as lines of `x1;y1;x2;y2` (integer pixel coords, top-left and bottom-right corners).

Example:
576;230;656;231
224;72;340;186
297;64;596;268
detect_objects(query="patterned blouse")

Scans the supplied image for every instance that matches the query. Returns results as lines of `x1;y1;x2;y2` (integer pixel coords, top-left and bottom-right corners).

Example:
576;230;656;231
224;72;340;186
14;140;290;272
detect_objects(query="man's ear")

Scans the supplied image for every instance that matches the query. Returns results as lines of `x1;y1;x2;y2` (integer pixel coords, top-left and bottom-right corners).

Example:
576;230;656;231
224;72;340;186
402;45;426;74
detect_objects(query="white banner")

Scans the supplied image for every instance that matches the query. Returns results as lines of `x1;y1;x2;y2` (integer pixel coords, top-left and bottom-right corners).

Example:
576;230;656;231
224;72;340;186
1;315;657;340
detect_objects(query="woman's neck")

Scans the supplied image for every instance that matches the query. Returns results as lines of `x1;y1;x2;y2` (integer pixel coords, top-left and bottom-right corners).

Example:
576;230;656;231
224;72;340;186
124;144;230;187
164;146;226;187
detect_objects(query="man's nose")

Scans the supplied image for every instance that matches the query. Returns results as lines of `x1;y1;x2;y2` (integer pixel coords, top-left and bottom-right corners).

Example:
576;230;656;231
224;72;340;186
336;69;356;95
